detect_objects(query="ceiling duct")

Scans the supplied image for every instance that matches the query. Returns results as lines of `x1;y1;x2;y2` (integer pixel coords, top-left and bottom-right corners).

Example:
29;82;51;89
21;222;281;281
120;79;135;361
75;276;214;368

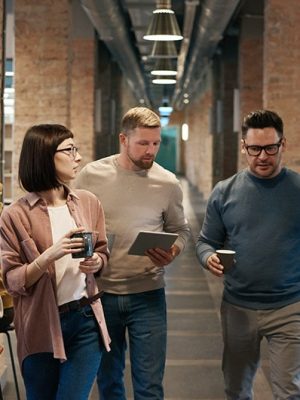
81;0;150;105
173;0;240;109
176;0;199;83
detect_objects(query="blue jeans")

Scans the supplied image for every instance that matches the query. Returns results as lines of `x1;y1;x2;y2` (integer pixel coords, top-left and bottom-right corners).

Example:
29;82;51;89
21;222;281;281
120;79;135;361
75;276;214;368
22;304;103;400
97;288;167;400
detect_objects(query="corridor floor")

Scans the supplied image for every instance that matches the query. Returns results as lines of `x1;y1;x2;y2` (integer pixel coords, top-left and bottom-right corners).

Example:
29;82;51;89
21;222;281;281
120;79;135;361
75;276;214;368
2;178;273;399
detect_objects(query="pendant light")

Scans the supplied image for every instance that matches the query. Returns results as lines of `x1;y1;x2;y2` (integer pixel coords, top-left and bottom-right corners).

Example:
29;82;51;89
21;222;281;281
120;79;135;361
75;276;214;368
152;76;176;84
151;58;177;76
150;41;178;59
143;0;183;41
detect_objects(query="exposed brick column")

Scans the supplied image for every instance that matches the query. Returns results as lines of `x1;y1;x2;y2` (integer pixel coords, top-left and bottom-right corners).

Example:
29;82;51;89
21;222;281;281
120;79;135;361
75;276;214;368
238;15;263;170
70;37;95;165
69;1;96;166
264;0;300;169
14;0;72;198
184;90;213;200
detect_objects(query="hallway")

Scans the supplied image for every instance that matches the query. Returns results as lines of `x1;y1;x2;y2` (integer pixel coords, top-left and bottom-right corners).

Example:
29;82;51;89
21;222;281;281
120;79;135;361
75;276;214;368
0;1;299;398
1;178;273;400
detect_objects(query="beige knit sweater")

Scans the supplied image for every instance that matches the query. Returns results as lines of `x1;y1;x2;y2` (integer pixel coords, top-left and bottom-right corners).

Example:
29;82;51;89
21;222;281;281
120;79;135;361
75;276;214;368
75;155;190;294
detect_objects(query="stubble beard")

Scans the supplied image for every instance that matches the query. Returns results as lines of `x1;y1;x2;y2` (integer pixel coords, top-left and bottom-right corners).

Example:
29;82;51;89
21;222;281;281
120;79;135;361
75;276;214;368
127;151;154;170
132;158;154;170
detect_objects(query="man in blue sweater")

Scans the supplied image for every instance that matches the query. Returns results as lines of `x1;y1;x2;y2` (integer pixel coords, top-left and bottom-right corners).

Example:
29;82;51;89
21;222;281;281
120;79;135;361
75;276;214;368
196;110;300;399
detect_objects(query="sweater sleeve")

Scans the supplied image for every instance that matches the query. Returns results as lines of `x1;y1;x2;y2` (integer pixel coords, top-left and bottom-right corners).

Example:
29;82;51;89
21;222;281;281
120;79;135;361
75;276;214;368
163;181;190;252
196;183;226;268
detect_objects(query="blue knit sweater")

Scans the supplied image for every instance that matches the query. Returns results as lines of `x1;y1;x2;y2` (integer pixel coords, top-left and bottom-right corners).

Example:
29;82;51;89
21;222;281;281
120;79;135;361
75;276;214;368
196;167;300;309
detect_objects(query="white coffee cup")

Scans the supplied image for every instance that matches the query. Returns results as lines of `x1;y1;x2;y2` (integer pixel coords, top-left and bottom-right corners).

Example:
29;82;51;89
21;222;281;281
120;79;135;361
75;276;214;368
216;249;236;272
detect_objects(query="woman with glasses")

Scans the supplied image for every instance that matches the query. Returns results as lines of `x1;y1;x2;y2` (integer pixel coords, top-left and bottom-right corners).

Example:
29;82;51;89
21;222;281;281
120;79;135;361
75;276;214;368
0;124;110;400
196;110;300;399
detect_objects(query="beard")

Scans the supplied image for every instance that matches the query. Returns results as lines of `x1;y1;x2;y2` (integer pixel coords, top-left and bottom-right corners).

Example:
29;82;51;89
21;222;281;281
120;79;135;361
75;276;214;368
250;160;281;179
127;151;154;170
132;158;154;170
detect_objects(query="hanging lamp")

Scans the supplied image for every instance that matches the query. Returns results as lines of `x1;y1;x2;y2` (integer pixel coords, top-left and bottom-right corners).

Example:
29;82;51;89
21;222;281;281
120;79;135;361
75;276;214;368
151;58;177;76
150;41;177;58
152;76;176;84
143;0;183;41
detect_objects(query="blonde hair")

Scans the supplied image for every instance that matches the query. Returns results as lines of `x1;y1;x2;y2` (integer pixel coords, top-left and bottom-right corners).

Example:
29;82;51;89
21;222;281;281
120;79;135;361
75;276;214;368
122;107;161;135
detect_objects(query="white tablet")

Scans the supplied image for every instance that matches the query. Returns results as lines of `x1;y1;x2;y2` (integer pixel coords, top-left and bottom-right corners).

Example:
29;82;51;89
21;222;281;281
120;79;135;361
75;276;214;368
128;231;178;256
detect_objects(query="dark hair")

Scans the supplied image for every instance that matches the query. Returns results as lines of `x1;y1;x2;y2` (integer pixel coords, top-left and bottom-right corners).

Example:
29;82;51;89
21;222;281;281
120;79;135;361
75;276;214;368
241;110;284;139
122;107;161;135
19;124;73;192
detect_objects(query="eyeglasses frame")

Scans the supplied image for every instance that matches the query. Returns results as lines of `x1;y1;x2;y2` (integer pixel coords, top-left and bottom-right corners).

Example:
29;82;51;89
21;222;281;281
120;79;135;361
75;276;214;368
55;146;79;159
243;138;283;156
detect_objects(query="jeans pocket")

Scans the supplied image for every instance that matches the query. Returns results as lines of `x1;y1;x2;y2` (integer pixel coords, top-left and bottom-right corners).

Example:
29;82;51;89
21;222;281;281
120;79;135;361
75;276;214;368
80;305;94;318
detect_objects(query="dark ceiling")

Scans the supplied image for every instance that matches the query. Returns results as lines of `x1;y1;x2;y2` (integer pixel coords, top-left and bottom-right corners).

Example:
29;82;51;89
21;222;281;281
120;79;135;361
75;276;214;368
81;0;261;110
120;0;186;107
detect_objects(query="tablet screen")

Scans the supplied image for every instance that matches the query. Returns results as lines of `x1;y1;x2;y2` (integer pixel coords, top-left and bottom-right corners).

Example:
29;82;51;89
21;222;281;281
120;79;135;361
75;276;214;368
128;231;178;256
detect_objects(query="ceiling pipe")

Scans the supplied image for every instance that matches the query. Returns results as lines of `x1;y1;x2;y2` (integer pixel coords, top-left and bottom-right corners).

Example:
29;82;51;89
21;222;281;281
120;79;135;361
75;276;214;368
176;0;199;84
173;0;240;109
80;0;151;105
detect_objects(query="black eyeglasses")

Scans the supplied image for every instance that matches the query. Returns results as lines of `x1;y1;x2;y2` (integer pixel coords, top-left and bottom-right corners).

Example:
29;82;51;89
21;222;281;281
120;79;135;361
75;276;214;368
243;139;283;156
56;146;79;159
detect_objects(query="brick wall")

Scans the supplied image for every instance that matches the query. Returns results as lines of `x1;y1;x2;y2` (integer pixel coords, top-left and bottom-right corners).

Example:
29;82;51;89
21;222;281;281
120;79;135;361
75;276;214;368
264;0;300;169
13;0;98;198
14;0;72;198
238;15;263;170
183;90;213;200
70;37;95;166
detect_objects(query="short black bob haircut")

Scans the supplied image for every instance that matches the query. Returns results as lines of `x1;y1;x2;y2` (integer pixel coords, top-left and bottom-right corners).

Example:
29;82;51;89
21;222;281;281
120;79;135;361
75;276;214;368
19;124;73;192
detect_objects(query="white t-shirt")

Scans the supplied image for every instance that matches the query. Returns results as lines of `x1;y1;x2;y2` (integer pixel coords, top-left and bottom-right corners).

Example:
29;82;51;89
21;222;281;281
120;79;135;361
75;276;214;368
48;205;87;306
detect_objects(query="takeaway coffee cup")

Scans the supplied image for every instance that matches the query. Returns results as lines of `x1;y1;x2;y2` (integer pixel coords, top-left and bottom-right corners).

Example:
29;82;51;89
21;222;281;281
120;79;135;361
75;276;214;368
216;249;236;272
71;232;93;258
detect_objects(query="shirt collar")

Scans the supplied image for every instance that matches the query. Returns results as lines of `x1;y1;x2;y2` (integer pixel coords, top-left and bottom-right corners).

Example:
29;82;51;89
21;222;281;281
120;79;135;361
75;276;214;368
25;186;79;207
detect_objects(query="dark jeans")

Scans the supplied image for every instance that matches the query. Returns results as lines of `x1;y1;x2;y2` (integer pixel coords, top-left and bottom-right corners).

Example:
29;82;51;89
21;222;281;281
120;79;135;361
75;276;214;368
22;304;103;400
97;288;167;400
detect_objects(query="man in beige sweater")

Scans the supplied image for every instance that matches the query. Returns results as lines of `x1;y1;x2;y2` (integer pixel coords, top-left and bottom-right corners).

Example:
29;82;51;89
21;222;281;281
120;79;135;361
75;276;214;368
75;107;190;400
